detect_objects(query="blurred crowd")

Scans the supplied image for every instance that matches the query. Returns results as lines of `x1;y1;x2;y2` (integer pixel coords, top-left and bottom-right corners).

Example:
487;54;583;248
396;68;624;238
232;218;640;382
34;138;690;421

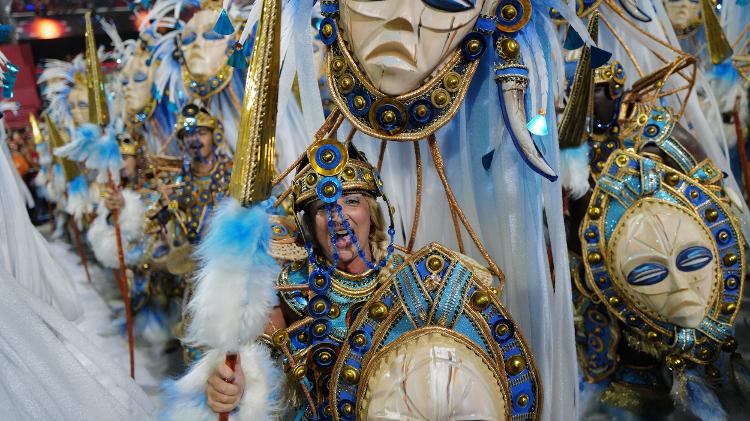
10;0;129;14
7;127;49;224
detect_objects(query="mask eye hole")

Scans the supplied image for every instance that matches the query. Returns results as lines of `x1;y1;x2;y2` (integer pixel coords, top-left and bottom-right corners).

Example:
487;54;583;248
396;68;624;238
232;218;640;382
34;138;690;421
422;0;475;12
627;263;669;286
133;71;148;83
182;32;197;45
676;246;713;272
203;31;225;40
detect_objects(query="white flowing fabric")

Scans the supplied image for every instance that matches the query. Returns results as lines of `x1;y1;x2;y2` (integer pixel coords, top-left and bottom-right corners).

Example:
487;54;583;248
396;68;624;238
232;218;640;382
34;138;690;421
0;137;82;321
0;265;155;420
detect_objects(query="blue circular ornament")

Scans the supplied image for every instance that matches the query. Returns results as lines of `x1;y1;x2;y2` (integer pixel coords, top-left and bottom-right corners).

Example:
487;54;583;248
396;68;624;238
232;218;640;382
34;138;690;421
317;176;343;204
319;17;338;46
308;269;332;294
461;31;486;61
408;99;433;125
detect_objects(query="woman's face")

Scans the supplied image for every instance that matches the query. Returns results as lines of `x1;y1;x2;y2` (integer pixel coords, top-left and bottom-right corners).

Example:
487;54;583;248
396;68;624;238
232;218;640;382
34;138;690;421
311;193;372;270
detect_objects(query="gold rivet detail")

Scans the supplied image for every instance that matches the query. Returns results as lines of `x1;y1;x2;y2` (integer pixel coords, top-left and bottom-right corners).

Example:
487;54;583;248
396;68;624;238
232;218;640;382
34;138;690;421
297;331;308;343
467;39;481;54
588;206;601;220
501;4;518;20
517;394;529;407
443;72;461;92
342;402;353;415
471;290;491;311
292;364;306;380
690;190;699;199
722;302;737;314
647;331;659;341
587;252;602;265
272;330;288;346
323;184;336;196
321;150;335;163
318;350;332;363
313;301;326;313
431;88;450;109
698;348;711;359
382;110;396;124
352;333;366;347
426;255;444;273
495;323;509;336
414;104;429;118
705;208;719;222
608;296;621;306
723;337;738;352
616;155;629;167
353;95;366;110
726;277;737;288
328;304;341;319
368;302;388;320
665;173;680;186
505;355;526;376
723;253;738;266
498;38;520;61
306;172;317;186
331;57;346;74
321;23;333;38
339;75;354;93
342;166;356;180
342;365;360;384
665;354;685;370
313;324;327;336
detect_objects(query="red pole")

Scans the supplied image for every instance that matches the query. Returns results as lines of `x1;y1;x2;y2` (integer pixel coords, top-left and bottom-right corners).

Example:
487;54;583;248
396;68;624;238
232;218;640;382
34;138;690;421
219;353;238;421
108;172;135;380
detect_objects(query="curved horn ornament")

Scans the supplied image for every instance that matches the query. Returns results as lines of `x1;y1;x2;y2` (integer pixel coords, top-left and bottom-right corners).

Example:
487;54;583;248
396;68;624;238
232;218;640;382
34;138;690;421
496;71;558;181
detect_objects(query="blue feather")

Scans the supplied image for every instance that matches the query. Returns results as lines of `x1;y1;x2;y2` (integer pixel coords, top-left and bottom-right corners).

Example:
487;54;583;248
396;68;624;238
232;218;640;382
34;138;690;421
672;369;727;421
56;123;101;162
67;174;88;197
88;129;123;183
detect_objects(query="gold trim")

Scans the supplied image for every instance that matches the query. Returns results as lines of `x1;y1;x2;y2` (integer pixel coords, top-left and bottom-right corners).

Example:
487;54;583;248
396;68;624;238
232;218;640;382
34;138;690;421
326;35;480;141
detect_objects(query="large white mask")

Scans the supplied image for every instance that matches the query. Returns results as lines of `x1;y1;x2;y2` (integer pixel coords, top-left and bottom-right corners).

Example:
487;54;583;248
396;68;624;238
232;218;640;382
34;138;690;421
338;0;485;96
68;81;89;126
181;9;233;82
664;0;701;35
122;46;154;116
611;199;717;329
361;330;507;420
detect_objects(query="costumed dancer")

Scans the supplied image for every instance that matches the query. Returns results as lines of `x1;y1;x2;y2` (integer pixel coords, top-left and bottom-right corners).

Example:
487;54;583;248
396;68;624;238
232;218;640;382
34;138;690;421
159;0;605;419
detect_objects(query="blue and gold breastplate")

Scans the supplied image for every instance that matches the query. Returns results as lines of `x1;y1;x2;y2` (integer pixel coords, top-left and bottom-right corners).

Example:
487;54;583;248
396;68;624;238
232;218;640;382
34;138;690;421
174;156;231;244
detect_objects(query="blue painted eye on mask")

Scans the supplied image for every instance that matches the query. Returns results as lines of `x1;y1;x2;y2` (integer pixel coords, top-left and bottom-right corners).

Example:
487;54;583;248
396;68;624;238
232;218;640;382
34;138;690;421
203;31;225;40
423;0;476;11
676;246;713;272
627;263;669;286
121;77;129;86
360;0;476;12
133;71;148;83
182;32;197;45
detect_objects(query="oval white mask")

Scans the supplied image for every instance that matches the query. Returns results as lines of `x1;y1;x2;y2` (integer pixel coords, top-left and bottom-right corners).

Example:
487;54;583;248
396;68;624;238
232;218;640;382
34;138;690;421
181;9;232;82
122;46;154;116
68;82;89;126
664;0;701;34
338;0;485;96
611;199;717;329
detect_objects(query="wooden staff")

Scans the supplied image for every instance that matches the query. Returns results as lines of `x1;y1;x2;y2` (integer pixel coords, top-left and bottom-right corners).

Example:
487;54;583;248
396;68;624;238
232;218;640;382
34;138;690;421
68;214;92;283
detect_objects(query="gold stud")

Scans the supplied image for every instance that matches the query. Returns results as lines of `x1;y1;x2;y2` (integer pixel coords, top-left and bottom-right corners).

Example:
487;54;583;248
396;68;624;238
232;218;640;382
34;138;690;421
698;347;711;359
586;230;597;239
368;302;388;320
608;296;621;306
647;126;658;135
588;206;602;219
500;4;518;20
495;323;509;337
723;337;738;352
414;104;429;119
637;114;648;125
615;155;629;167
342;365;360;384
331;57;346;74
665;173;680;186
306;172;318;186
627;315;637;324
313;323;327;336
313;300;327;313
272;330;288;347
381;110;396;124
321;23;333;38
498;38;520;61
587;252;602;265
467;39;481;54
505;355;526;376
705;208;719;222
328;304;341;319
292;364;306;380
647;331;659;342
352;333;367;347
705;365;720;379
726;277;737;288
314;275;327;287
443;72;461;92
470;290;491;311
318;350;332;363
342;402;353;415
722;302;737;314
323;184;336;196
431;88;450;109
339;75;354;93
353;95;367;110
342;166;356;181
321;150;335;163
517;394;529;407
723;253;738;266
690;190;700;199
297;331;308;343
665;354;685;370
426;255;444;273
597;276;607;285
